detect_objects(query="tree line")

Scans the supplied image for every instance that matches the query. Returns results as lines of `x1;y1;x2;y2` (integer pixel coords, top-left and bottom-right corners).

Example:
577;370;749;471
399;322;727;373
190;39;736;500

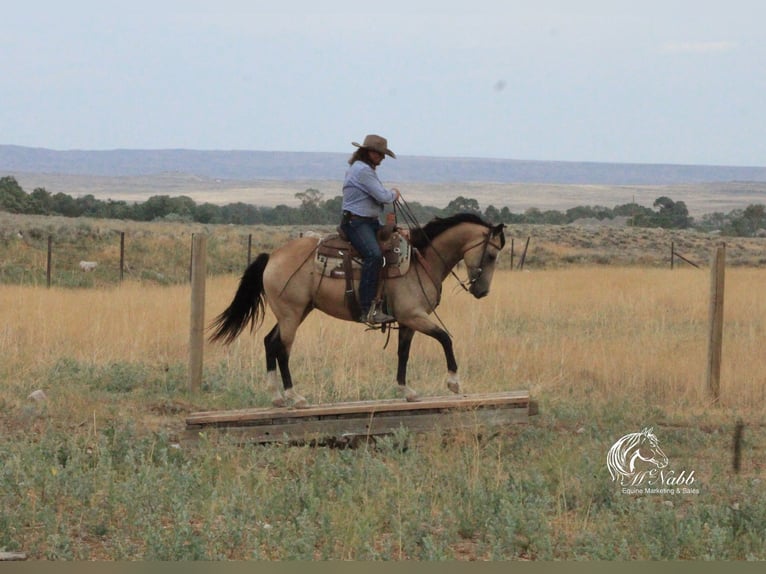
1;175;764;236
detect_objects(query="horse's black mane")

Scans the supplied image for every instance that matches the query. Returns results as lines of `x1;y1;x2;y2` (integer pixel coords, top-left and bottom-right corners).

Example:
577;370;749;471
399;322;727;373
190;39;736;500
409;213;497;250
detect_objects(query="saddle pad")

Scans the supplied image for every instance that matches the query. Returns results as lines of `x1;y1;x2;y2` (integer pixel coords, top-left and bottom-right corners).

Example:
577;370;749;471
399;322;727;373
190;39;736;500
314;232;411;279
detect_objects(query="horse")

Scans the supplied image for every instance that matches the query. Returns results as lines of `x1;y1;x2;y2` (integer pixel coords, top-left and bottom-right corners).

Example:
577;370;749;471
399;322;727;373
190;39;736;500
607;427;669;485
209;212;506;408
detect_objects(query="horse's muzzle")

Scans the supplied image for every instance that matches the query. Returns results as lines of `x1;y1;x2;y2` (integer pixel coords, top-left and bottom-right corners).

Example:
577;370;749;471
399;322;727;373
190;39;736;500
470;284;489;298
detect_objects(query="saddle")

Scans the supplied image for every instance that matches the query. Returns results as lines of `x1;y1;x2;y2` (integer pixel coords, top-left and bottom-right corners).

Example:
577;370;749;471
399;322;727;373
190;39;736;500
314;225;412;280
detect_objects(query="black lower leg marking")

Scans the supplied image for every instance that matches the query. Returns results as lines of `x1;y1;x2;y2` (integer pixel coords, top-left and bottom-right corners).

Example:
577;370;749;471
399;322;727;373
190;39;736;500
428;328;457;373
396;327;415;386
264;326;293;389
263;325;279;372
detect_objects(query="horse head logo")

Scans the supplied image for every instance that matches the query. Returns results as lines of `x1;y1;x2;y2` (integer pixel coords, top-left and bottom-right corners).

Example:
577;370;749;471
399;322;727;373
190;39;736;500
607;427;669;485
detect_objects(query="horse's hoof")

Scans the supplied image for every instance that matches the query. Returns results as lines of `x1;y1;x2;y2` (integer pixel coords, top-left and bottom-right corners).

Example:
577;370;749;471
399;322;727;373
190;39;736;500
286;389;308;409
446;372;461;394
272;396;287;408
399;386;421;402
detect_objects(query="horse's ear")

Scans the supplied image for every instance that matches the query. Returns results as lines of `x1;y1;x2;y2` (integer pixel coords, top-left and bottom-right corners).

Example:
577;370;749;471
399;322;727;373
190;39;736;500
492;223;506;248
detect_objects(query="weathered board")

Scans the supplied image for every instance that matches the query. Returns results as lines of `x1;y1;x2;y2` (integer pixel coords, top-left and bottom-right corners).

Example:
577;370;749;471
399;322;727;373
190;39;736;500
0;552;27;561
184;390;533;445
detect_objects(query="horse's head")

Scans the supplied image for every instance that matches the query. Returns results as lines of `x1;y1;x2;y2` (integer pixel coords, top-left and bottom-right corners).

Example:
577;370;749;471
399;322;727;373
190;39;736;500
463;222;506;298
410;214;507;297
636;427;669;470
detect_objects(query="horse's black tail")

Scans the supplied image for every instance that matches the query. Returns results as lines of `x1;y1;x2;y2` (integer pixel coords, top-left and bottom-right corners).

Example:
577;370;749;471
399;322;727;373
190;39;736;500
208;253;270;345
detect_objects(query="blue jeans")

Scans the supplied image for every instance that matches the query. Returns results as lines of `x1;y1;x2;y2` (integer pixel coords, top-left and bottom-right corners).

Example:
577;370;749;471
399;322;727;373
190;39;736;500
341;218;382;313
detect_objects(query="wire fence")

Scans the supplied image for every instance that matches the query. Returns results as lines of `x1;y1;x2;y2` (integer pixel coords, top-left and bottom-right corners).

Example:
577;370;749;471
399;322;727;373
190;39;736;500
2;221;727;289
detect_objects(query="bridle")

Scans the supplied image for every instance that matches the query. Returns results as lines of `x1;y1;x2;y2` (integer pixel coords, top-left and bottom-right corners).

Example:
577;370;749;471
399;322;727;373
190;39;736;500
455;229;505;292
393;198;505;293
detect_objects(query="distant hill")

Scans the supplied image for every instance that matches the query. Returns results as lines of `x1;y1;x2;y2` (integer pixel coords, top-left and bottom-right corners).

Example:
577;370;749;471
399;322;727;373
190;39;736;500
2;145;766;185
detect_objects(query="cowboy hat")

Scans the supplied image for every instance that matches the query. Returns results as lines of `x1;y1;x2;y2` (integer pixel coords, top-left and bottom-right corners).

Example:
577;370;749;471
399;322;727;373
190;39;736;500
352;134;396;158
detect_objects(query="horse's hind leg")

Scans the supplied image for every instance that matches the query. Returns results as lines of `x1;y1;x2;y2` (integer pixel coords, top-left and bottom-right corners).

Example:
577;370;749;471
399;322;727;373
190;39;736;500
263;325;285;406
263;324;307;408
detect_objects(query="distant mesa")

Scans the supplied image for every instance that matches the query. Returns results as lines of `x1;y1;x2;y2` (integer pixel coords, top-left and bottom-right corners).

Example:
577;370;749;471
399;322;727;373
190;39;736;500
2;145;766;186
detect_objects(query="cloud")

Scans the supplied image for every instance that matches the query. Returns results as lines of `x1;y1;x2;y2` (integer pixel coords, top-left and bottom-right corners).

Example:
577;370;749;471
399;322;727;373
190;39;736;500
660;41;737;54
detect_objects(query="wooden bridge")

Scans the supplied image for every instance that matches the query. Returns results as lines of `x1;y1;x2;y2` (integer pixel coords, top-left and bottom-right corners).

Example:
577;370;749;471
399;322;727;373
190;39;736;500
184;390;535;445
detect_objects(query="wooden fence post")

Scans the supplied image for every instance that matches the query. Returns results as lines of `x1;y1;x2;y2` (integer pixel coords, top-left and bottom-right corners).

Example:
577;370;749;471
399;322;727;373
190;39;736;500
189;233;194;283
46;235;52;288
671;247;700;269
518;237;530;270
706;243;726;402
671;241;675;270
247;233;253;265
189;234;207;393
119;231;125;282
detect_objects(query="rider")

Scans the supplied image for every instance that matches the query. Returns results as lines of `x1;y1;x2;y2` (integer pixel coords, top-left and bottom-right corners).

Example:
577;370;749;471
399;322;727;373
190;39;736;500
340;134;401;324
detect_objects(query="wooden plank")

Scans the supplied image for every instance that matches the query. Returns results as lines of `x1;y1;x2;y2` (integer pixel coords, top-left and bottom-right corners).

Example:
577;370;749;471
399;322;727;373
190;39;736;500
0;552;27;561
184;390;531;445
186;390;529;426
184;406;529;445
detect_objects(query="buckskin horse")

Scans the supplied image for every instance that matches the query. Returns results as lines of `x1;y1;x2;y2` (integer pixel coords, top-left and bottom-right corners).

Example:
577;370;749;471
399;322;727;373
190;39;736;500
209;212;506;408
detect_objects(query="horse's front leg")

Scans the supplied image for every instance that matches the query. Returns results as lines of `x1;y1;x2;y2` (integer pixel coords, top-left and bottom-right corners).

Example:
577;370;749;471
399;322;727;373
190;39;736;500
399;317;461;397
426;325;461;394
396;326;420;402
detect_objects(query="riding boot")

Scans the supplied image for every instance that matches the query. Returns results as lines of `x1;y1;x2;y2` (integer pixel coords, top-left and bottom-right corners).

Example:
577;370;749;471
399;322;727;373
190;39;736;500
365;271;394;324
358;304;395;324
364;304;395;324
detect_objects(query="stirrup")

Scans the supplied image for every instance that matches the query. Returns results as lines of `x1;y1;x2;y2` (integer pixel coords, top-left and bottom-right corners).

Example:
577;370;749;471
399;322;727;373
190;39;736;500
364;307;396;325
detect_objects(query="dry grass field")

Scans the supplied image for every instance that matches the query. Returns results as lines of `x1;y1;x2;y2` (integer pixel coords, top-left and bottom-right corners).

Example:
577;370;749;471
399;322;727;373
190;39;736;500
1;216;766;560
3;267;764;423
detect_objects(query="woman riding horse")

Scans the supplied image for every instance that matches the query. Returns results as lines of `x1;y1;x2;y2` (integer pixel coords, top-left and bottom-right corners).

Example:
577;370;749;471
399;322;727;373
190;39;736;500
210;212;506;409
340;134;401;324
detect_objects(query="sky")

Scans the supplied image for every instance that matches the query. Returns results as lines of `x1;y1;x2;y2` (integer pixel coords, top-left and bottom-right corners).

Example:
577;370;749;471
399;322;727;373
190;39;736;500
3;0;765;166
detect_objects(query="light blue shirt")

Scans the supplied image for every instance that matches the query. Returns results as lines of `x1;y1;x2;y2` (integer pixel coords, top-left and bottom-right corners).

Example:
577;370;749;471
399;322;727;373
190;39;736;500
341;161;396;218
